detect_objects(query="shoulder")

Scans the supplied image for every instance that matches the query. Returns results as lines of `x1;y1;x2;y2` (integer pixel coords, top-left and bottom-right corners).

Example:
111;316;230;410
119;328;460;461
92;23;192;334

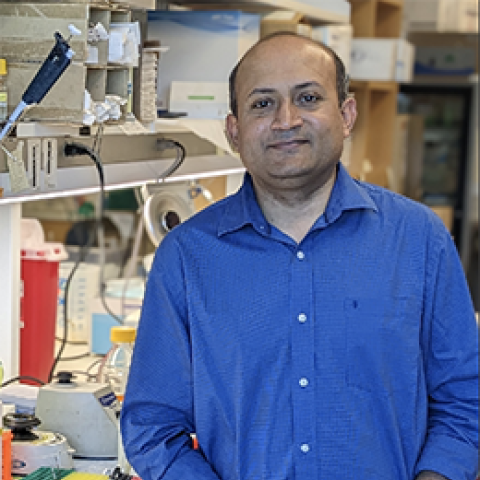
359;180;448;235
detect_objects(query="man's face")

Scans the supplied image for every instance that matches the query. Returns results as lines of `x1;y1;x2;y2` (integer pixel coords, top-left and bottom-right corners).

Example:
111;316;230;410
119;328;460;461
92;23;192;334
226;36;356;196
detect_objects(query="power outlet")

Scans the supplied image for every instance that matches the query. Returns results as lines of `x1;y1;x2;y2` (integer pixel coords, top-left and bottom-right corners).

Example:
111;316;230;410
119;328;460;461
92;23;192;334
27;138;42;190
42;138;58;188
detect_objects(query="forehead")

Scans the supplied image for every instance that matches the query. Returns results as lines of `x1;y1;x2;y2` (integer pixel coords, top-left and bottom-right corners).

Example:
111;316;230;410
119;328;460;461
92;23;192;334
236;36;336;96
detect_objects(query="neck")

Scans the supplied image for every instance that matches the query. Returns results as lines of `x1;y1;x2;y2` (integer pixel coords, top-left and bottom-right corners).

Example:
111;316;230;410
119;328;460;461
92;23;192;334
254;167;337;244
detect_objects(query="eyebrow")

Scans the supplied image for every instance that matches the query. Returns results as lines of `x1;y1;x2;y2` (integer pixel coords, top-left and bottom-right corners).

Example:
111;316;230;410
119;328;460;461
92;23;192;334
247;81;325;99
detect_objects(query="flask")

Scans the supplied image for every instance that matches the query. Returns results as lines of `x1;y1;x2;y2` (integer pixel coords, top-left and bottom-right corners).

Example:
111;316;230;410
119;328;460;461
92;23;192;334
97;326;136;402
0;59;7;122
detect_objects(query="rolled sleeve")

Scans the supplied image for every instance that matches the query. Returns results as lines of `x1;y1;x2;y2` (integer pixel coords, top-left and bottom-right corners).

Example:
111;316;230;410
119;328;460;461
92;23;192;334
416;225;479;479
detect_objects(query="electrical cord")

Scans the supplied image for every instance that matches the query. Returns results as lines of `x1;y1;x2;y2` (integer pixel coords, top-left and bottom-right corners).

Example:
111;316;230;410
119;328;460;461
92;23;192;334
121;139;186;317
48;141;111;382
155;139;186;182
48;138;186;382
1;375;45;387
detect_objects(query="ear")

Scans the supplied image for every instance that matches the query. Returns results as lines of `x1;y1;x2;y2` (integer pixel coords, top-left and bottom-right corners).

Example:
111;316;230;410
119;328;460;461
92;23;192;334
340;96;357;138
225;113;240;152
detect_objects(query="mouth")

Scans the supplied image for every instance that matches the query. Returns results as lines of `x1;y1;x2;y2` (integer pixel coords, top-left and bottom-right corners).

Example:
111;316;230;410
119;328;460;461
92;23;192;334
267;139;310;150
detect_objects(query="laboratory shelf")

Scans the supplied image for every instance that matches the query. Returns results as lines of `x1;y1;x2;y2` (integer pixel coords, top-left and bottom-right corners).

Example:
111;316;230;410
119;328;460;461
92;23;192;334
168;0;350;25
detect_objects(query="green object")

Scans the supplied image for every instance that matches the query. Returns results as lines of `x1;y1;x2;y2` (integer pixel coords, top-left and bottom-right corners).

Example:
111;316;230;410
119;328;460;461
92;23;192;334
21;467;75;480
106;189;139;211
78;201;95;218
188;95;215;101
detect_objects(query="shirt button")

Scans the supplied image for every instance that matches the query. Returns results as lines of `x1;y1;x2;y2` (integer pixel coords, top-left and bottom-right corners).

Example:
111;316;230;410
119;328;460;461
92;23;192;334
298;313;307;323
297;251;305;260
299;378;309;387
300;444;310;453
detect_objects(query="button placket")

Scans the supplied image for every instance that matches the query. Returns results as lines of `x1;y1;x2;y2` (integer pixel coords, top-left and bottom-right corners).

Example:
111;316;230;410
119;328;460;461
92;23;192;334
290;241;317;474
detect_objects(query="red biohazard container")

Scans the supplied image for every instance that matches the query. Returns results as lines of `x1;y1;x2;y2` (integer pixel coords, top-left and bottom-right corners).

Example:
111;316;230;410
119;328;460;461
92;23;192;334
19;219;67;384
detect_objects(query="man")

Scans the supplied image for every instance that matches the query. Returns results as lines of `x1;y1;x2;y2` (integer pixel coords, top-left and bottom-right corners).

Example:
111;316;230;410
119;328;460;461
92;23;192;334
121;33;478;479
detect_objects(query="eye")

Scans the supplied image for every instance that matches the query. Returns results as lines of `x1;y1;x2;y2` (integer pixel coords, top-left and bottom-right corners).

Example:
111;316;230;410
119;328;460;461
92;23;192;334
298;93;321;105
251;98;274;110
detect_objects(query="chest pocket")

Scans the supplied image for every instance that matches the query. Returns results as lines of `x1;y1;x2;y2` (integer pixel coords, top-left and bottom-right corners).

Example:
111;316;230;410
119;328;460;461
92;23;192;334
344;296;422;395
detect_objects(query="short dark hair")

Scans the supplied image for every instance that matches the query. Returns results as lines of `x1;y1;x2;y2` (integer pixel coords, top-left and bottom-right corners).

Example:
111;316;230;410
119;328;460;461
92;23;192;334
229;31;349;118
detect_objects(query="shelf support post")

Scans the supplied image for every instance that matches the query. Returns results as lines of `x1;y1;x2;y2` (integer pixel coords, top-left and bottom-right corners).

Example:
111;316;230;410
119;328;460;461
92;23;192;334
0;202;21;381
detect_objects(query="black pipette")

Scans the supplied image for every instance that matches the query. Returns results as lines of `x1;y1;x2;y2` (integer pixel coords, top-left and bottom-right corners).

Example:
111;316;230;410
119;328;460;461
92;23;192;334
0;29;76;141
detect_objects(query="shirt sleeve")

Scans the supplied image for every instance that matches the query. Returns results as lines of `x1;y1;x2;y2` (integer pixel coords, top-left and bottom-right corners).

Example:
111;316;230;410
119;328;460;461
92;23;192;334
120;234;221;480
415;221;479;480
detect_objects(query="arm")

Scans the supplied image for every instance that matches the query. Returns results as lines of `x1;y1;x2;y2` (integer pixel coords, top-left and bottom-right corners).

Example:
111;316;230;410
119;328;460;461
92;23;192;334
416;472;450;480
120;235;221;480
414;223;479;480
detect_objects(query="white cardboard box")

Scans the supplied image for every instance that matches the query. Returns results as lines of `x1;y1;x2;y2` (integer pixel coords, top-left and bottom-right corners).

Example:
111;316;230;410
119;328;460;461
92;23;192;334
147;10;260;114
350;38;415;82
404;0;478;33
311;25;353;74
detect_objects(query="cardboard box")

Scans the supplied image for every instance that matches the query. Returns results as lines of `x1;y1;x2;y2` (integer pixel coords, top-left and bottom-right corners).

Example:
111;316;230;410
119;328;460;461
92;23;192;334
311;25;353;74
404;0;478;33
147;10;260;113
404;0;450;32
430;205;454;231
350;38;415;82
260;11;311;38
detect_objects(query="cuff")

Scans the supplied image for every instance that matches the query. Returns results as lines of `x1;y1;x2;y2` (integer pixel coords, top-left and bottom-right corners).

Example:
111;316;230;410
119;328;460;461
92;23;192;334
415;434;479;480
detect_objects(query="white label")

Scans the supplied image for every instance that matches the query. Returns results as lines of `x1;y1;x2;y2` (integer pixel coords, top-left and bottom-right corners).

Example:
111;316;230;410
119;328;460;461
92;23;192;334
6;142;30;193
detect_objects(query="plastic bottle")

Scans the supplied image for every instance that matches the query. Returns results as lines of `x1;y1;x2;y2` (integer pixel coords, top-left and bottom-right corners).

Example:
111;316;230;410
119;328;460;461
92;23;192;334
97;326;136;473
97;326;136;402
0;59;7;122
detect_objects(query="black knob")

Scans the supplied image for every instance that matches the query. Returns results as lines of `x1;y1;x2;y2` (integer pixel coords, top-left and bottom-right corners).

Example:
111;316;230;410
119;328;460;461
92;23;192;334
3;413;41;441
56;371;75;384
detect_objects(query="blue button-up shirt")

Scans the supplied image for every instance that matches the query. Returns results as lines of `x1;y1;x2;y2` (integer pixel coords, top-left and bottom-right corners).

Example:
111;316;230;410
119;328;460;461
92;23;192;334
121;164;478;480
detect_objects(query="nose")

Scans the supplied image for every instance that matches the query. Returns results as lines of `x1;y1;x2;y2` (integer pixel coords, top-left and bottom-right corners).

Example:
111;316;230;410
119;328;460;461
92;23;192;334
272;99;303;130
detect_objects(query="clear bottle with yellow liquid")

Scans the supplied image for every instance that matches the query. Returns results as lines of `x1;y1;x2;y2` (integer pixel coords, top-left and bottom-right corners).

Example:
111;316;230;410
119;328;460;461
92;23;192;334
97;326;136;474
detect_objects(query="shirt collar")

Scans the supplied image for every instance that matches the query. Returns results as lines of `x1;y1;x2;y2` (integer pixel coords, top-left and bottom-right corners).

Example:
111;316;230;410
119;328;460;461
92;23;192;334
218;163;378;237
323;162;378;225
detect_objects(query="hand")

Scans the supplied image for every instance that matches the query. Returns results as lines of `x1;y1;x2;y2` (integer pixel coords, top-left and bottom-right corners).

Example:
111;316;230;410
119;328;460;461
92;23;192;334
415;472;450;480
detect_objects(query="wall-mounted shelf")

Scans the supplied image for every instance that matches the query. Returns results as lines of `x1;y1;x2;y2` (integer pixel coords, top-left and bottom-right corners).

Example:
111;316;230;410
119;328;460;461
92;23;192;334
348;80;399;186
348;0;403;37
167;0;351;25
0;118;238;202
0;153;244;204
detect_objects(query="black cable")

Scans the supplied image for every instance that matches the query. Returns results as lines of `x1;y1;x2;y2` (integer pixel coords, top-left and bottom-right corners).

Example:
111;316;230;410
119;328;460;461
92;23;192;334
48;141;110;382
49;138;187;382
1;376;45;387
156;139;186;181
50;221;97;383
